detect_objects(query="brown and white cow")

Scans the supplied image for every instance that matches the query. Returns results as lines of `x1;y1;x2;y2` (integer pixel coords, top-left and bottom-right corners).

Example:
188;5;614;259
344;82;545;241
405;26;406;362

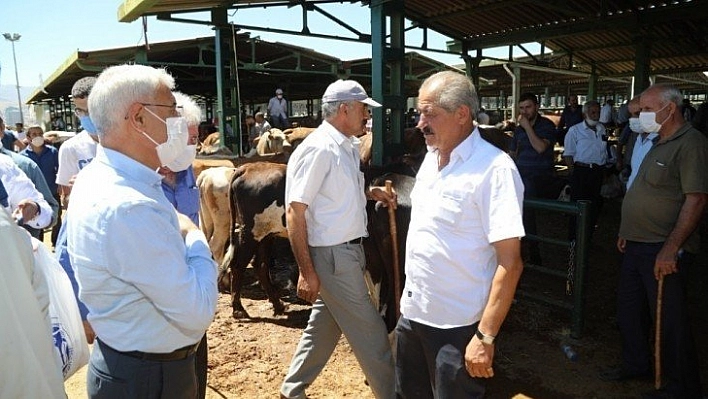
218;162;289;319
254;128;291;155
217;159;415;331
197;166;237;265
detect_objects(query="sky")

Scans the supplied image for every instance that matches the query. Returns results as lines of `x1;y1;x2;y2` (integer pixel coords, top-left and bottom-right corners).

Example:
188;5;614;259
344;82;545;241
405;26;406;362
0;1;537;92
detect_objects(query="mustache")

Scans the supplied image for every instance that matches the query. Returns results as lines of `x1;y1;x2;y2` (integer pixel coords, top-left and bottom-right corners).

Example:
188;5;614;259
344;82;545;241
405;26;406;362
421;126;433;135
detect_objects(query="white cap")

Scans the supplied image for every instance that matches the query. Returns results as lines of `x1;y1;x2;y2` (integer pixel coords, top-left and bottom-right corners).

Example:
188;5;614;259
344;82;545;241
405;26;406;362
322;80;381;107
276;88;283;94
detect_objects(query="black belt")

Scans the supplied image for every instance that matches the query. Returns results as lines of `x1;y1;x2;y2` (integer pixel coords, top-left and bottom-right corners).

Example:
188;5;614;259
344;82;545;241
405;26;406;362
574;161;603;169
345;237;364;245
98;338;199;362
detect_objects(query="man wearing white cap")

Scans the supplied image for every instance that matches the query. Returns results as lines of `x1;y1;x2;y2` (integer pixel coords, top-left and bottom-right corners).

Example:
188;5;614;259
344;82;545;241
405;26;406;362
268;88;290;129
280;79;396;399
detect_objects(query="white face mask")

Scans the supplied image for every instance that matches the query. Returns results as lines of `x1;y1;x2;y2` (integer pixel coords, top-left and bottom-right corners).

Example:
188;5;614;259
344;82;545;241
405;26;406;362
639;103;670;133
31;137;45;147
628;117;644;133
141;107;190;168
164;144;197;172
585;117;598;127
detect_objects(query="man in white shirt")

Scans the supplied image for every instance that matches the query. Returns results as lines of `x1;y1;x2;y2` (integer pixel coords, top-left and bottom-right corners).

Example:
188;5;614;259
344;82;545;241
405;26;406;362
280;79;396;399
0;207;65;398
395;71;525;398
56;77;99;208
563;100;611;238
268;88;289;129
600;99;616;128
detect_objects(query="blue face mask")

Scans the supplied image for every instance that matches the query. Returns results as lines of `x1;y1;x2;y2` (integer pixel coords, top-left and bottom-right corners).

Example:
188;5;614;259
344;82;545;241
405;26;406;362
79;115;97;134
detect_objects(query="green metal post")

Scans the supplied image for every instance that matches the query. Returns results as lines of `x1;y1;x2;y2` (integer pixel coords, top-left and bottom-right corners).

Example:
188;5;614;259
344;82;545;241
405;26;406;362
572;200;591;338
370;0;385;165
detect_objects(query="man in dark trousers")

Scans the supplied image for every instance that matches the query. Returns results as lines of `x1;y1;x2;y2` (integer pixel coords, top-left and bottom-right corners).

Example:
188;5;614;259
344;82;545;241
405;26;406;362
509;92;557;265
601;84;706;399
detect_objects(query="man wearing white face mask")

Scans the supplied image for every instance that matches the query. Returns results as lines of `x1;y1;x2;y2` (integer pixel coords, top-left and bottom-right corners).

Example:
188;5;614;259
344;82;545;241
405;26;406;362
605;84;707;399
159;91;208;399
20;125;60;241
158;92;200;224
563;100;610;239
617;96;658;190
67;64;218;399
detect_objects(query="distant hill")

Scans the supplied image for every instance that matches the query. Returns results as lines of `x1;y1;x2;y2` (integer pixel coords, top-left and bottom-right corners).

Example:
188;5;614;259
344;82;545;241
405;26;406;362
0;84;35;103
0;84;38;125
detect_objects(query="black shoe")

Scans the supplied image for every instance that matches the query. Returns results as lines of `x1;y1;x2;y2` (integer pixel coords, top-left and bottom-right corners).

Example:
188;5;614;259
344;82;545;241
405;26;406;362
640;388;675;399
599;366;652;381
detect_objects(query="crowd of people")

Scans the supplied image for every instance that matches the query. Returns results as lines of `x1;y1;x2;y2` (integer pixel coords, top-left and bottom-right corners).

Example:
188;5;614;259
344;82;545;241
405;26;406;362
2;61;705;399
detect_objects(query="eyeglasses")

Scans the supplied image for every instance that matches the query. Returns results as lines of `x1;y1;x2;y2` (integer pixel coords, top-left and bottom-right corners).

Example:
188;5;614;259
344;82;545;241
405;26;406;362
140;102;183;113
74;107;89;117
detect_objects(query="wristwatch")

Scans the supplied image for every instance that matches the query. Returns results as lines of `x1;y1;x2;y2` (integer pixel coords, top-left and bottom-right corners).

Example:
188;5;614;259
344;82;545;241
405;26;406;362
475;328;496;345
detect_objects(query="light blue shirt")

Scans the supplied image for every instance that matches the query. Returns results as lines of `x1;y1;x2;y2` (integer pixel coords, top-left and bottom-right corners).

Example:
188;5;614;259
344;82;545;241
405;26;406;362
67;146;217;353
627;132;658;189
161;167;200;225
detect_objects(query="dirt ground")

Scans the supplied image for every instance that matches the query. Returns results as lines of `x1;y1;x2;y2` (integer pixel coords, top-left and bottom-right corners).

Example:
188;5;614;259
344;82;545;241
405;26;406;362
64;197;708;398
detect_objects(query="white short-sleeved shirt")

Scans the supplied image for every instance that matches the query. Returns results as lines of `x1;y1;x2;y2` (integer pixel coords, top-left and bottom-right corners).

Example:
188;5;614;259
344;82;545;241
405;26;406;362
285;121;367;247
401;129;525;328
563;121;609;165
56;130;98;186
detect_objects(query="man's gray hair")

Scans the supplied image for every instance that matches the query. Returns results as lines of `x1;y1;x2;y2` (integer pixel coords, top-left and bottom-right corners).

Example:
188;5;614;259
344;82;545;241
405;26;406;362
88;65;175;139
321;100;353;120
419;71;479;117
644;84;683;107
173;92;202;127
582;100;600;114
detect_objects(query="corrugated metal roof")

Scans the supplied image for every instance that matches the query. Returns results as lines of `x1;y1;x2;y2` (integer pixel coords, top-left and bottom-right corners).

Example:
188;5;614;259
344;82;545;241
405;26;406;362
400;0;708;78
116;0;708;85
26;35;457;104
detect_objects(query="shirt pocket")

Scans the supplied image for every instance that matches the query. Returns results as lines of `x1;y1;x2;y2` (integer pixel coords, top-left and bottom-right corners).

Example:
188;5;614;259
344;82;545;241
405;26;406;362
644;159;671;187
181;186;201;216
430;194;463;226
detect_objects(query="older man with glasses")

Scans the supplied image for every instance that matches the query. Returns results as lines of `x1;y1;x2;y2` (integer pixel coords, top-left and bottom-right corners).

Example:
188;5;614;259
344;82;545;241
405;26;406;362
66;64;218;399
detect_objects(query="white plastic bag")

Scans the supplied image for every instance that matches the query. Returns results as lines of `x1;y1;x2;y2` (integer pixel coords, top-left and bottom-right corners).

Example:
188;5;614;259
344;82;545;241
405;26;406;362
32;238;89;380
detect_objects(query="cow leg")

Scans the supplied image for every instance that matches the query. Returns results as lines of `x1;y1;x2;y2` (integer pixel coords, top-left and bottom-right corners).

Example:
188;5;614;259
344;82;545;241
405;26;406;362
229;238;256;319
254;237;286;316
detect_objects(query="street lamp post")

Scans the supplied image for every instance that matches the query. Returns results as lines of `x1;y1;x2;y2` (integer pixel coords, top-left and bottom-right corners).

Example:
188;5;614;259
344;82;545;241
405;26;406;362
3;33;24;125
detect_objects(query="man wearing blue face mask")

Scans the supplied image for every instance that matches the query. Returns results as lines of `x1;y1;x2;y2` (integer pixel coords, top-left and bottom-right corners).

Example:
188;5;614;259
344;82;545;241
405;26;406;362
67;64;217;398
56;76;99;209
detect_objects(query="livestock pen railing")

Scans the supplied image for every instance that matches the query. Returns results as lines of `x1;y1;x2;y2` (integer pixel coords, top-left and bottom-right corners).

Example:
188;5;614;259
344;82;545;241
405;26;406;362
517;199;591;338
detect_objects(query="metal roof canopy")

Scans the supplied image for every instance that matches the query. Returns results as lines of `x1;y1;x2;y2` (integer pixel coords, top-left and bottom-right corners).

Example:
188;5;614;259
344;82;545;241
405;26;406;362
27;37;461;104
117;1;708;84
27;34;345;104
113;0;708;153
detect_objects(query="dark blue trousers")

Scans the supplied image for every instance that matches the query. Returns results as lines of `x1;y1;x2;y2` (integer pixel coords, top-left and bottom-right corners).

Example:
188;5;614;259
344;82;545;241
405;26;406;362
617;241;703;398
89;339;198;399
395;317;485;399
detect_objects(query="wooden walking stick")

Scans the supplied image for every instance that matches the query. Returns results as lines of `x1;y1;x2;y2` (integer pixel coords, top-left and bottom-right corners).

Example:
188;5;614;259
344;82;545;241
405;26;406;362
385;180;401;320
655;276;664;390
